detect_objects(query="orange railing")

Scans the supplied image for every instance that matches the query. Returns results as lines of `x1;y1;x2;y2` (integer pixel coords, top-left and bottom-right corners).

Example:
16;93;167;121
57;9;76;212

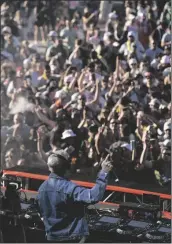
3;170;171;200
2;170;172;219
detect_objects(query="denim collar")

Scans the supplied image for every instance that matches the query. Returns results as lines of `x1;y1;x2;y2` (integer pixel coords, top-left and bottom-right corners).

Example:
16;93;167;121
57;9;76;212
49;173;68;181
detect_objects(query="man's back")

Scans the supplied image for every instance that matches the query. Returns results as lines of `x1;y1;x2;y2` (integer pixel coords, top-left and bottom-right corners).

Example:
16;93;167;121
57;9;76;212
37;173;89;241
37;151;112;242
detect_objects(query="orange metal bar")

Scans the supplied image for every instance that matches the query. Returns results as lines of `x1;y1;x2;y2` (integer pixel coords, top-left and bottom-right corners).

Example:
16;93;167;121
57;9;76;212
1;186;171;219
3;170;172;200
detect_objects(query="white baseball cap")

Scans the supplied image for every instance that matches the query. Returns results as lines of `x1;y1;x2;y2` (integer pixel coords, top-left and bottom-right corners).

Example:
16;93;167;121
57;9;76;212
54;90;67;99
64;74;74;84
163;67;171;77
127;31;135;38
161;55;170;64
71;92;80;102
61;129;76;139
149;98;160;106
163;122;171;131
163;139;171;147
2;26;11;34
48;30;57;37
108;11;118;19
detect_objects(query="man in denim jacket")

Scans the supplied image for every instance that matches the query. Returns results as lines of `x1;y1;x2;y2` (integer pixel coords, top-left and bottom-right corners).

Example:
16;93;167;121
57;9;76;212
37;149;113;243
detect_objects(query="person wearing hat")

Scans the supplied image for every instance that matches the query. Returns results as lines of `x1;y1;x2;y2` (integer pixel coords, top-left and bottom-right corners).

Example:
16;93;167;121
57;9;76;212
161;24;171;48
103;34;118;73
159;55;171;70
60;19;78;52
154;138;171;186
2;26;20;50
105;11;119;34
148;98;162;121
2;11;20;37
163;121;171;140
119;30;144;58
37;149;113;243
47;30;58;48
151;21;167;48
46;38;68;63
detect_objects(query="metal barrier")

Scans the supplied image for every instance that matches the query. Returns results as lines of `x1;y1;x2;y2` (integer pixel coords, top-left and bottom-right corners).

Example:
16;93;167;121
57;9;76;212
2;170;172;219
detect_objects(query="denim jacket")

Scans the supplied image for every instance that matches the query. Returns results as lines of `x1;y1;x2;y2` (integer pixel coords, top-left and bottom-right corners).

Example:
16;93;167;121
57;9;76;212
37;170;109;241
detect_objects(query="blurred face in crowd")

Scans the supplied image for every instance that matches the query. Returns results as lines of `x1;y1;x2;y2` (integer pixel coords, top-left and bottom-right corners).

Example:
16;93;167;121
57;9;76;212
13;113;23;125
3;31;11;41
128;35;135;43
37;62;44;74
129;60;137;70
54;39;63;47
64;136;75;147
94;28;100;37
101;80;108;89
149;102;159;111
161;148;171;162
6;34;13;44
84;7;89;14
122;147;131;159
114;84;122;93
50;36;57;42
22;40;29;48
102;126;109;136
150;40;157;50
109;120;116;133
78;95;85;108
164;45;170;55
5;149;17;168
95;63;101;73
74;49;81;59
144;73;153;87
164;129;171;139
45;68;51;78
71;110;82;127
139;62;148;73
65;20;71;29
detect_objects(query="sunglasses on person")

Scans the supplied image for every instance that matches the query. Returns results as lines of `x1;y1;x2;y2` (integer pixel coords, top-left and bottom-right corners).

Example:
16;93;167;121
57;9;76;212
145;75;151;78
131;63;137;66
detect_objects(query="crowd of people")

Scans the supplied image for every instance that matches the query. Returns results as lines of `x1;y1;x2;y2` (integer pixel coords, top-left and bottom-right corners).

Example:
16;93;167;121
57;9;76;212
1;0;171;187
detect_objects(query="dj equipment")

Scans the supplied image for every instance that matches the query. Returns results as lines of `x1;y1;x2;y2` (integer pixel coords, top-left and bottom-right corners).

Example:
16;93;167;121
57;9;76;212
1;202;171;243
116;219;154;242
119;202;161;221
86;209;125;242
143;220;171;243
0;205;45;243
0;178;171;243
88;214;123;232
144;227;171;243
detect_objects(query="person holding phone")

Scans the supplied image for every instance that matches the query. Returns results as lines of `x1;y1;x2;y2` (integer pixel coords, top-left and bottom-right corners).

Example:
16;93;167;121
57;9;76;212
37;151;112;243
